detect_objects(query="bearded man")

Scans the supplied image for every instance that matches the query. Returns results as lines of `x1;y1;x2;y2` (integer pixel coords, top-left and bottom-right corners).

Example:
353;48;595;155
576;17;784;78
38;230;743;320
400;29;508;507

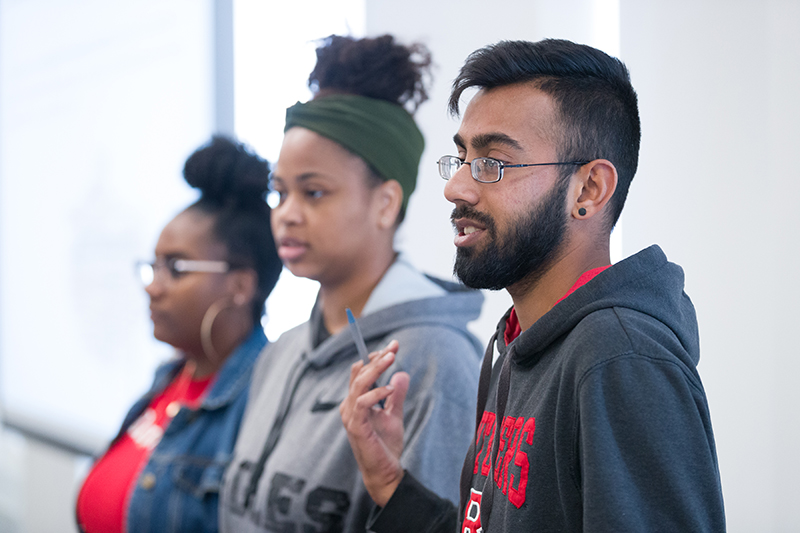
340;38;726;532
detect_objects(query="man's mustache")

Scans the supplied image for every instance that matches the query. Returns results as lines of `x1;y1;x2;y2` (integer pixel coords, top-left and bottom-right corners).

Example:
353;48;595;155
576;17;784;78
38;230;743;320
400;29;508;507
450;205;495;231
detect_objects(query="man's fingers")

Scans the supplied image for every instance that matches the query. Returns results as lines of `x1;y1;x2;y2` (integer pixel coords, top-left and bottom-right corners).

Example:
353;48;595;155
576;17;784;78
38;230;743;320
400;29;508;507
368;339;399;361
348;359;365;387
343;340;400;420
384;371;410;416
350;343;398;395
353;384;397;414
338;340;406;509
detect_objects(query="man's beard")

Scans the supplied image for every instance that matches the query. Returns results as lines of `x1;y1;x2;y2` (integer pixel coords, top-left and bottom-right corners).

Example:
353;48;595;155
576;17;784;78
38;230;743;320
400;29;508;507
452;178;569;291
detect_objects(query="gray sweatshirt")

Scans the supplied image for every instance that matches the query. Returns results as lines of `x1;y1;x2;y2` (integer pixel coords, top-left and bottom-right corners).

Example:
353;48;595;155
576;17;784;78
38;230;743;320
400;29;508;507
220;258;484;532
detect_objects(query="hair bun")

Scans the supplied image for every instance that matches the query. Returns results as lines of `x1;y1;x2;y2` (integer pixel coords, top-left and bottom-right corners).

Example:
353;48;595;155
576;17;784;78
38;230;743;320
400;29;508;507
183;136;270;204
308;34;432;113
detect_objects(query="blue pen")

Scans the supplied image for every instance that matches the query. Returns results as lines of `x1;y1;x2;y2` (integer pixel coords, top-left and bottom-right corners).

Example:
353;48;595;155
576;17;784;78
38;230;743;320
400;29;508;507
346;308;371;365
346;308;385;408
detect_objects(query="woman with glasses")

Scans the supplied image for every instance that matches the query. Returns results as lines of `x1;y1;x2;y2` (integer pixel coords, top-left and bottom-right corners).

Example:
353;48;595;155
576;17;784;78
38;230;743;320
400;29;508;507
219;35;484;533
76;136;283;533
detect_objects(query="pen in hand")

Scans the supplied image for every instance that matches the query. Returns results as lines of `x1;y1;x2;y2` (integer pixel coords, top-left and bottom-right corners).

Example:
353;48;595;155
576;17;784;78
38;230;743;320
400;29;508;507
346;308;385;408
346;308;371;365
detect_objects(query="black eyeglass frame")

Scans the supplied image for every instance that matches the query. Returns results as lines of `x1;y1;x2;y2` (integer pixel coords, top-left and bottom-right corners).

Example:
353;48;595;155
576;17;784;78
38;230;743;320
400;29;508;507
437;155;590;184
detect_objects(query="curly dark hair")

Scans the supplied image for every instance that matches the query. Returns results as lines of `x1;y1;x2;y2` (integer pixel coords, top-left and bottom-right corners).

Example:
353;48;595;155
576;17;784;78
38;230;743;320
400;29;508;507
308;34;432;114
183;135;282;323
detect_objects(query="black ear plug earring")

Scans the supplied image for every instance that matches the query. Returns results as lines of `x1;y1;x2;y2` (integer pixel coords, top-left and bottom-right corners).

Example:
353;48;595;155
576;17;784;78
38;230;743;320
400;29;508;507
578;207;587;216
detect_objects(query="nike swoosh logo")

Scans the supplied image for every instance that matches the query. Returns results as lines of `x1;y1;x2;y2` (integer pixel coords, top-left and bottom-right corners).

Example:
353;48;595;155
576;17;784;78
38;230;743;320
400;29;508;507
310;400;340;412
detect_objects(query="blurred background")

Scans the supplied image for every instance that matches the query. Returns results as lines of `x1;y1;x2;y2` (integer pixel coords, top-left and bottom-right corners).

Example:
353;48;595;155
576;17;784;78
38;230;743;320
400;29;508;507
0;0;797;531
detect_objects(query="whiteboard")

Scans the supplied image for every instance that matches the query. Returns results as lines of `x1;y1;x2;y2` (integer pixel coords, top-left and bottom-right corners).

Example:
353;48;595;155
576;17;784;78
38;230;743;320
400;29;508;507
0;0;215;453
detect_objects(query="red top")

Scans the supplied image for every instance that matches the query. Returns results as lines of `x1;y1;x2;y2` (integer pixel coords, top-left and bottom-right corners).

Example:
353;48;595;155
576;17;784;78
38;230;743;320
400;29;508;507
76;364;213;533
504;265;611;345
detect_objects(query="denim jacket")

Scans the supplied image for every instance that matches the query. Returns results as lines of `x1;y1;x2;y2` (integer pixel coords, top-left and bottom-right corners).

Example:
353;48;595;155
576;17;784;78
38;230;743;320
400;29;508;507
94;328;266;533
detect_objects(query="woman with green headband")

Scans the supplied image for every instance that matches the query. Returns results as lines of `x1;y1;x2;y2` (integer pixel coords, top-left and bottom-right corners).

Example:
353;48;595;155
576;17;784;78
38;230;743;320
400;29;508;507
220;35;484;532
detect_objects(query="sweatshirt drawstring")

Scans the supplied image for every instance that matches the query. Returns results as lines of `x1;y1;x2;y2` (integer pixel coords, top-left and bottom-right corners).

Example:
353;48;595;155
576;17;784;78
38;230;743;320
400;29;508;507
458;330;512;530
242;357;311;509
479;352;511;527
458;332;496;515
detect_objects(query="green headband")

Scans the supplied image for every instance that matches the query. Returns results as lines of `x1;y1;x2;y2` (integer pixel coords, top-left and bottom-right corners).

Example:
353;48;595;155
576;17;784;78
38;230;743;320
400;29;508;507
284;94;424;211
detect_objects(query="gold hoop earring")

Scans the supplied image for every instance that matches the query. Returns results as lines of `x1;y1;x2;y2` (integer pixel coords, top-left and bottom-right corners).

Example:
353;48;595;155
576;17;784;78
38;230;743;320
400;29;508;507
200;297;233;364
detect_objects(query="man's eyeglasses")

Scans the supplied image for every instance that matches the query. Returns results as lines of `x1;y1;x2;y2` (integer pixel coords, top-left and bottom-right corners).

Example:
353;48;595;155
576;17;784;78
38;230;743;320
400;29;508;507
136;258;231;286
437;155;589;184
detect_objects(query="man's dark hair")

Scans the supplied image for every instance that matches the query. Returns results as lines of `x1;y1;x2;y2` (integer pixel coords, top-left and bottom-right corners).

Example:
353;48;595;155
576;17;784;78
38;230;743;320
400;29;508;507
183;136;282;323
449;39;640;227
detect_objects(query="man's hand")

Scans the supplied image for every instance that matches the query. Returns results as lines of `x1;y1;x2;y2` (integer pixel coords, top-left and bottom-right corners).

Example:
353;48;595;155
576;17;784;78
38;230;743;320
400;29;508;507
340;339;410;507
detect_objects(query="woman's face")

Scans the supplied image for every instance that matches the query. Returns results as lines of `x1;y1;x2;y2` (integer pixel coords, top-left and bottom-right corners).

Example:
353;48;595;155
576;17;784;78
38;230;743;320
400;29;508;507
270;127;394;288
145;209;232;354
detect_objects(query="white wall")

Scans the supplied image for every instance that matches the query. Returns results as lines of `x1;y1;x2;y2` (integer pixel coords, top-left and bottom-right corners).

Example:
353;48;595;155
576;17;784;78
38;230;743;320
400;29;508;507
620;1;800;530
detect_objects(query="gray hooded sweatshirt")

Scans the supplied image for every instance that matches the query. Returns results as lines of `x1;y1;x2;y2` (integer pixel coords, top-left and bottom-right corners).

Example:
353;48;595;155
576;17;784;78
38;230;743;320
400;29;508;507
220;258;484;532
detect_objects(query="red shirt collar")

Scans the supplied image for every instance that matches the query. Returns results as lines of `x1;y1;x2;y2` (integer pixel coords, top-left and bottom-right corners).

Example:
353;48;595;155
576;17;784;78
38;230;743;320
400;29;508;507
504;265;610;346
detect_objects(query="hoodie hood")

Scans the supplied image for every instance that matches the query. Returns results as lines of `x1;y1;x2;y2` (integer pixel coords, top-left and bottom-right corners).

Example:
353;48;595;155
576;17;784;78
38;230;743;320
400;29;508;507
511;245;700;368
308;276;484;369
